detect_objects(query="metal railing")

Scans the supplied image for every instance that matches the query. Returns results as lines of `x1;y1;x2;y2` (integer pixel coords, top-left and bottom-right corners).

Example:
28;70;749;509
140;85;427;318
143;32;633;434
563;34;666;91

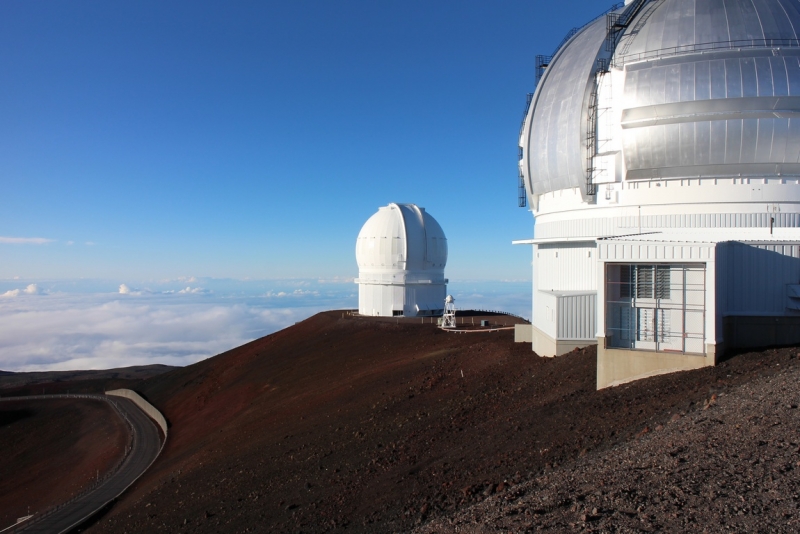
0;395;135;533
532;2;623;91
605;0;650;52
523;2;623;206
469;308;529;322
612;38;800;67
0;393;166;534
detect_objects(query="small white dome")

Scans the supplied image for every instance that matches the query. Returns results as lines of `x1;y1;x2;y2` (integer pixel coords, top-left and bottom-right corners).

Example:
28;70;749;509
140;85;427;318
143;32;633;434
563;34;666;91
356;203;447;274
355;203;448;318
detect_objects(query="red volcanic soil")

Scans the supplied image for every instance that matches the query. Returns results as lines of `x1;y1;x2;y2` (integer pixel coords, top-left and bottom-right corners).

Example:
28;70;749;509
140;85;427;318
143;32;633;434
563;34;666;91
0;398;128;529
0;365;176;397
418;361;800;532
75;311;800;533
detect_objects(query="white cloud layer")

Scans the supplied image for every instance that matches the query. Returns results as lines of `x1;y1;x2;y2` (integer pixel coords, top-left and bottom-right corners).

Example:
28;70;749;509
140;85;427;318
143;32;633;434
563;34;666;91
0;236;53;245
177;286;209;294
0;279;529;373
23;284;40;295
1;284;43;298
0;284;357;372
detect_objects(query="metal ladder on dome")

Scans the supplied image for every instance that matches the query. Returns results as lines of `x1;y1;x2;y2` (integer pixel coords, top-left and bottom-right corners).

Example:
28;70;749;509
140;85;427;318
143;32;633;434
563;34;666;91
585;0;652;197
518;2;625;208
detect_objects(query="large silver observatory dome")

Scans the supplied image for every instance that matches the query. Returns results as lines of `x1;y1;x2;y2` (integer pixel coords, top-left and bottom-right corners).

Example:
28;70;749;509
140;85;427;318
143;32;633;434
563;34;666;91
517;0;800;389
521;0;800;200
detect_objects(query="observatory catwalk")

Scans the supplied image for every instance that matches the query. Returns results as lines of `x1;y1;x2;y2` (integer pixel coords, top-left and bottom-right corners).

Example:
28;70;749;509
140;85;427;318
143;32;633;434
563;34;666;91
516;0;800;388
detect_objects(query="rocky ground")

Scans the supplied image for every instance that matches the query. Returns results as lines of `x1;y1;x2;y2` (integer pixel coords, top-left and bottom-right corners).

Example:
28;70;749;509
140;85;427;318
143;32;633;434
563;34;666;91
0;398;128;529
4;311;799;533
417;355;800;533
0;365;175;395
86;312;800;533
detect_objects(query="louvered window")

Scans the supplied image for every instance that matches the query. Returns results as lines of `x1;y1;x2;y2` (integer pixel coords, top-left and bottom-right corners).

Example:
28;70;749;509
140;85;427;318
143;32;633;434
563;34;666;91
606;263;705;354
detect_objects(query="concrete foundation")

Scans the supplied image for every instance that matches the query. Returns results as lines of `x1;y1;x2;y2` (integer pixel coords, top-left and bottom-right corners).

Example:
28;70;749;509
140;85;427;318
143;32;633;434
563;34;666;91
514;324;533;343
597;337;719;389
530;324;596;357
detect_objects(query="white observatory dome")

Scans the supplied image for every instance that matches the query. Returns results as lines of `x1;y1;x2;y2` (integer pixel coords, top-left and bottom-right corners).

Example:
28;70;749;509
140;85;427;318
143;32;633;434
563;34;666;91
516;0;800;389
356;203;447;273
355;203;448;317
522;0;800;207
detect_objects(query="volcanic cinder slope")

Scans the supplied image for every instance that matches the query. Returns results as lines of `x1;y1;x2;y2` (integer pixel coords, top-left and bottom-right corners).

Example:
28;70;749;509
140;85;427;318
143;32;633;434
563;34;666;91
416;362;800;532
0;365;176;396
0;398;128;529
59;310;799;533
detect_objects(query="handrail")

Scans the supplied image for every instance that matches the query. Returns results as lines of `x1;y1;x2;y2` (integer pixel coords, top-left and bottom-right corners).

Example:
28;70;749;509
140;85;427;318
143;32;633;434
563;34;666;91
469;308;530;323
440;326;517;334
613;38;800;67
533;2;624;89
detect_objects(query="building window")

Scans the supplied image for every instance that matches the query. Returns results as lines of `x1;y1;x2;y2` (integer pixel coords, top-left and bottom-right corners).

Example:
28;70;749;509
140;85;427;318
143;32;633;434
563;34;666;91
619;264;670;299
606;263;705;354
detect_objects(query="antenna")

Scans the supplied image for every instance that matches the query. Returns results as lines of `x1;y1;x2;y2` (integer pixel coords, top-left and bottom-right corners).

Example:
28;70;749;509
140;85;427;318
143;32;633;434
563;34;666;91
442;295;457;329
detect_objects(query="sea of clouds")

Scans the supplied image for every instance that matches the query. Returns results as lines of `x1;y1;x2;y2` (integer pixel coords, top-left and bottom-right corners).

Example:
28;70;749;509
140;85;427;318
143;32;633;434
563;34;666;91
0;278;530;372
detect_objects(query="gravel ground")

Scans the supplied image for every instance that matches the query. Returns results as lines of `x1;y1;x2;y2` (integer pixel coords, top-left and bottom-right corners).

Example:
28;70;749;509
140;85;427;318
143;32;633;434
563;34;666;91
0;398;127;530
416;357;800;533
7;311;794;533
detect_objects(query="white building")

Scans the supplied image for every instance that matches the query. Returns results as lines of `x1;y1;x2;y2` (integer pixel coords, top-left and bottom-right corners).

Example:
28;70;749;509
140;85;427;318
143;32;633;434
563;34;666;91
355;203;448;317
516;0;800;388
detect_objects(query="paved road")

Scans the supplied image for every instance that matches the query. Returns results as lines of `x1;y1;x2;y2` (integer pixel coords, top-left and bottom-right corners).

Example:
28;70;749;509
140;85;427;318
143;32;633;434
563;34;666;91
0;394;163;534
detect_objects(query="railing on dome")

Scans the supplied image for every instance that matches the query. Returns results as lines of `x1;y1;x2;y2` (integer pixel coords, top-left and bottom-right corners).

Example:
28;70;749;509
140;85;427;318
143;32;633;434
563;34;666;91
518;157;528;207
586;58;609;197
517;93;534;208
605;0;650;53
612;38;800;67
519;2;623;207
531;3;624;92
586;0;649;197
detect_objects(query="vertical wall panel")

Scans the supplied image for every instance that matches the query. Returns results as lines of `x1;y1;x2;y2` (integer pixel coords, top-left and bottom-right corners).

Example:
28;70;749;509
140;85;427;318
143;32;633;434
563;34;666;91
718;241;800;315
537;244;598;291
557;293;597;340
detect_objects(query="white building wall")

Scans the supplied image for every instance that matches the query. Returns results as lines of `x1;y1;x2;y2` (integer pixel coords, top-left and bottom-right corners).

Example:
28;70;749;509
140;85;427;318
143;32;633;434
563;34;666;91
532;240;598;352
403;284;447;316
717;242;800;316
358;283;400;317
532;181;800;240
357;282;446;317
533;291;558;340
537;242;598;291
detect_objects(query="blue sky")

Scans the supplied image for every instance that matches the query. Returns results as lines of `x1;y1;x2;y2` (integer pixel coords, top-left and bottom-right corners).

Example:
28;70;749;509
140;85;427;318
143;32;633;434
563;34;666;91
0;1;610;370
